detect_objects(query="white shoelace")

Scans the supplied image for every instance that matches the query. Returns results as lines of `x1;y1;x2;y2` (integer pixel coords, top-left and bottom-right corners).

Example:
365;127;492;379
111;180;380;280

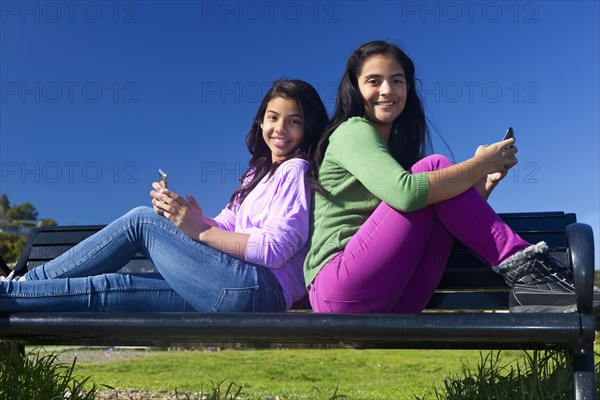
0;270;16;281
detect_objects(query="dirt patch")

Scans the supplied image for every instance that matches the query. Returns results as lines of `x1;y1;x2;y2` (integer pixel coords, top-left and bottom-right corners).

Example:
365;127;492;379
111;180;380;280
91;389;207;400
54;347;159;365
55;348;284;400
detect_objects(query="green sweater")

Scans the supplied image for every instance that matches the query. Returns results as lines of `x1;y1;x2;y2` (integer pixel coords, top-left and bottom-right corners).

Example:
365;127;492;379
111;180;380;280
303;117;430;287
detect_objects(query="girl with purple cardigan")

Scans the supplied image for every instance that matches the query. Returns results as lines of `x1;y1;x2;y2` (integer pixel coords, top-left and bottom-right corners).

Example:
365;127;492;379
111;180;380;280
1;80;328;313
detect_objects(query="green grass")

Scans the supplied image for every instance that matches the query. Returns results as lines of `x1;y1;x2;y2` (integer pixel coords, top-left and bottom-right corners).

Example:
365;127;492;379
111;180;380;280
0;342;97;400
70;348;531;400
419;349;580;399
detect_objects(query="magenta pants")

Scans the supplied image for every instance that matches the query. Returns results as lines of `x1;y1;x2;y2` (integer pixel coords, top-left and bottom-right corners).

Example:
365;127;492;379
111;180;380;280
309;154;531;313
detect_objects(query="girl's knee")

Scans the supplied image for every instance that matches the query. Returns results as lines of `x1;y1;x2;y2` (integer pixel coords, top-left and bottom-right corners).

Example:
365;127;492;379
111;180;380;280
411;154;453;173
121;206;161;225
114;206;172;234
126;206;155;218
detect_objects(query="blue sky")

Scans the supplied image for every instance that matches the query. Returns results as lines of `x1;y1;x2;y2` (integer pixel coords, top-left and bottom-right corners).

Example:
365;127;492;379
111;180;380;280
1;1;599;267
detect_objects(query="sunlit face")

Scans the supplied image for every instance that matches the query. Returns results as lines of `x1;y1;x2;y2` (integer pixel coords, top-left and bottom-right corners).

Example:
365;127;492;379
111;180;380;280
357;54;408;141
260;96;305;163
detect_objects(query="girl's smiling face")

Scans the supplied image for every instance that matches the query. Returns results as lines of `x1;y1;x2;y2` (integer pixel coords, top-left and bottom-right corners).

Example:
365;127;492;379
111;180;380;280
261;96;305;163
357;54;408;141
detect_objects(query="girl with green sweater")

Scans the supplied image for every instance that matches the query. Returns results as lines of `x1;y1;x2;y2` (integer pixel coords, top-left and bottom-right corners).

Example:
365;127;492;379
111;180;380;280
304;41;580;314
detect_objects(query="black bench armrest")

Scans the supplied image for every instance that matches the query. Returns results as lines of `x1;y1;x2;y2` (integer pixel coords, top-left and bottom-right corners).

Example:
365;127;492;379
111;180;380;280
567;223;595;315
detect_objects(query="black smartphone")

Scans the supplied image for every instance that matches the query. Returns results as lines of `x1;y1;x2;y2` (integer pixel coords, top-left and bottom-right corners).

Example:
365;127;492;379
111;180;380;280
503;127;514;141
158;168;168;189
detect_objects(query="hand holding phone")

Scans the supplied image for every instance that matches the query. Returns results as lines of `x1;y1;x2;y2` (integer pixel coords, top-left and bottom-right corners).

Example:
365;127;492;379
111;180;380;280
502;127;515;148
158;168;168;189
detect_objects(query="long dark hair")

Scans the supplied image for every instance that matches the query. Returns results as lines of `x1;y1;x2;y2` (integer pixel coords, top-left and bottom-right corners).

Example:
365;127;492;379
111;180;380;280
228;79;328;207
314;40;431;171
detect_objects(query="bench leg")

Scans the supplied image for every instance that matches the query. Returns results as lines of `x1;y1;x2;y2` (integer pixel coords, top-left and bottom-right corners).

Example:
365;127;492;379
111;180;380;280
574;343;596;400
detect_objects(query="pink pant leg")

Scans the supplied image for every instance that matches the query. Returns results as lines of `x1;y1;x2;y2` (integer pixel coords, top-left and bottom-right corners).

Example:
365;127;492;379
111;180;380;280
310;154;530;313
391;221;454;313
310;202;450;312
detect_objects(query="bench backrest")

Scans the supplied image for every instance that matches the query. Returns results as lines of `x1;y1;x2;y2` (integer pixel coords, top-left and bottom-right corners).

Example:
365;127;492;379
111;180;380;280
12;212;576;311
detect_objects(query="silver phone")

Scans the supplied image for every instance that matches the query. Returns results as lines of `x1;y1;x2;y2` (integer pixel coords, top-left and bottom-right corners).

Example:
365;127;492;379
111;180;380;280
158;169;168;189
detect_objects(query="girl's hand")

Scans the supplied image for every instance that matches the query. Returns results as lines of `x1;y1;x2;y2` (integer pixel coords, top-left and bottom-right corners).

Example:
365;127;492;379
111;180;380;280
475;169;509;200
425;137;518;206
474;138;518;200
150;182;166;215
486;169;508;185
150;184;210;240
474;137;518;176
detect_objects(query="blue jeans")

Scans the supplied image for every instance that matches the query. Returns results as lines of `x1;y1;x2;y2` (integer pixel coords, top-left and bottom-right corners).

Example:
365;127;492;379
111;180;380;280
0;207;286;313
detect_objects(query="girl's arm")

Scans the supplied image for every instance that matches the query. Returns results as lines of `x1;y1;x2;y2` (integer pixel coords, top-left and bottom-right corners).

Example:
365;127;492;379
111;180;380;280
197;159;311;268
198;227;249;259
151;183;248;258
199;206;249;259
425;142;517;205
151;159;310;266
203;217;219;227
240;159;311;269
329;118;517;210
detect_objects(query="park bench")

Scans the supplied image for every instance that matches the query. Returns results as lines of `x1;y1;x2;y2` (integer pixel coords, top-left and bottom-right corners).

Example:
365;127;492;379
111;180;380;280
0;211;596;399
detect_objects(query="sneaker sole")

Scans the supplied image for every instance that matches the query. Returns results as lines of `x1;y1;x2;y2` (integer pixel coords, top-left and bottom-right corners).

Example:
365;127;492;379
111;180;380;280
510;304;577;313
509;288;578;313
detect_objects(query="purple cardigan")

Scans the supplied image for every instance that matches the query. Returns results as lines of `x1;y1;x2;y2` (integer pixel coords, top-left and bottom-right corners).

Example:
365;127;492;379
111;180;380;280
214;158;310;309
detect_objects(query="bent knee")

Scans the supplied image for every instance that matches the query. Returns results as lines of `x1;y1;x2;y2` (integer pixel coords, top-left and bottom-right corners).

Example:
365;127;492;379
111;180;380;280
121;206;162;224
410;154;454;173
126;206;155;217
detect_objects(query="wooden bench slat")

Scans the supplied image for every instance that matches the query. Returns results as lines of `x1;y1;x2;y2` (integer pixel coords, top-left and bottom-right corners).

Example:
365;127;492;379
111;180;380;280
27;246;147;261
436;270;506;290
29;229;100;245
25;258;157;274
501;216;571;231
427;291;509;309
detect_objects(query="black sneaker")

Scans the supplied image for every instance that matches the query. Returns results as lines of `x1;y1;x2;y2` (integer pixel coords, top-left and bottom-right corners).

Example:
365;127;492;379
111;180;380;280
508;257;579;313
498;242;579;313
510;284;600;314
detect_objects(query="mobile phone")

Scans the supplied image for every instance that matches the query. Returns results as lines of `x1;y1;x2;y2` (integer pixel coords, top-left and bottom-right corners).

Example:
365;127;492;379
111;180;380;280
158;169;168;189
502;127;514;141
